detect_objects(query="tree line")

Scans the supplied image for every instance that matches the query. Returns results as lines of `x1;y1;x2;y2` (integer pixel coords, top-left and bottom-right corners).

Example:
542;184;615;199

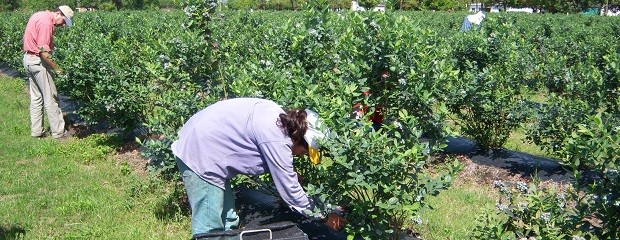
2;0;619;12
0;0;174;11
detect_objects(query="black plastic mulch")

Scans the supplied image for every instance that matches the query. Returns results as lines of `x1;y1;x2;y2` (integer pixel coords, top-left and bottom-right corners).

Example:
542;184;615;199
444;136;598;183
234;186;348;240
193;220;309;240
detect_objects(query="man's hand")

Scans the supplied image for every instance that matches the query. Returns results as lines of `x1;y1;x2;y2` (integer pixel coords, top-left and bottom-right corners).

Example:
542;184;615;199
40;52;62;75
324;213;347;231
54;69;64;76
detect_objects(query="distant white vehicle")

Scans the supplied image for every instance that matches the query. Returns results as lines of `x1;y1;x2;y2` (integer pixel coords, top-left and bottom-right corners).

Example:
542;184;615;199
506;7;533;13
374;3;385;11
461;11;485;32
468;2;484;12
480;4;533;13
605;9;620;16
76;7;96;12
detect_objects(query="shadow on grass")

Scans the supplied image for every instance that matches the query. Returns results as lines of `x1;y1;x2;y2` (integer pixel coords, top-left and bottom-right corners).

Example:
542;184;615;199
66;128;140;155
0;224;27;239
90;133;139;153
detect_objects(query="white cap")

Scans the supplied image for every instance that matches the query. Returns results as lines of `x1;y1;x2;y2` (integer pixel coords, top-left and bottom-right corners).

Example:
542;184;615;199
304;109;329;164
58;5;74;27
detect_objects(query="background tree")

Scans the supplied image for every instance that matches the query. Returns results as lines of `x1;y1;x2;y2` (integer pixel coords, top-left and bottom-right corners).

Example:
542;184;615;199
385;0;422;10
227;0;259;9
290;0;298;9
357;0;381;9
112;0;123;9
265;0;295;10
401;0;423;9
18;0;74;10
425;0;467;10
0;0;19;11
328;0;352;10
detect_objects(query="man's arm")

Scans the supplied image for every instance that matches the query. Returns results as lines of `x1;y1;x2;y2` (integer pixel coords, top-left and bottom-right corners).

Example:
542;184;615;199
39;51;62;75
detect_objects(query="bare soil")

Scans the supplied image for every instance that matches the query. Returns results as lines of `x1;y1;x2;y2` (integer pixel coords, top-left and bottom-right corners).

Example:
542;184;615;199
113;140;150;178
454;155;567;190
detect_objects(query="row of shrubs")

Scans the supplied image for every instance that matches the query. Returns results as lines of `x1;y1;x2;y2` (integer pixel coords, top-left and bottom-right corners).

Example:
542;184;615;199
1;5;618;238
0;0;175;12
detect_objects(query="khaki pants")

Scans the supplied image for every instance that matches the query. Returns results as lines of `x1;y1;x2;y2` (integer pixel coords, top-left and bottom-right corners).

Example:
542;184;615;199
23;54;65;138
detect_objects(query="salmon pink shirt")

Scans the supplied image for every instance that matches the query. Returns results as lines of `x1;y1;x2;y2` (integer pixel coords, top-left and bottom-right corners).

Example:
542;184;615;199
23;11;55;56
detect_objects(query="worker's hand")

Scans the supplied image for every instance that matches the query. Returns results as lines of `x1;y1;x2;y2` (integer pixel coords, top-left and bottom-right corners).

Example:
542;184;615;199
324;213;347;231
54;69;65;76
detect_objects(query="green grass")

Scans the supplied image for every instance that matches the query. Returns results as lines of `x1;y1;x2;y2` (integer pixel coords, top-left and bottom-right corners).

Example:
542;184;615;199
503;127;553;159
416;179;497;240
444;88;555;159
447;116;552;158
0;76;190;239
417;88;554;239
503;88;556;159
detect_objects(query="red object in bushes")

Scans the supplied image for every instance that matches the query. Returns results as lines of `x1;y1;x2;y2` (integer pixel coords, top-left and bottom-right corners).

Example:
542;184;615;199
352;91;383;124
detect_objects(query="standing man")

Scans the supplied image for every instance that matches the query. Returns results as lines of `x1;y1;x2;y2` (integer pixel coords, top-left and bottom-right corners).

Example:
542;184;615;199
22;5;74;139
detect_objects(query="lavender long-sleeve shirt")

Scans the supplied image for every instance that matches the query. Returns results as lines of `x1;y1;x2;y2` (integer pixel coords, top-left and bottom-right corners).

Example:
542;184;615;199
171;98;313;215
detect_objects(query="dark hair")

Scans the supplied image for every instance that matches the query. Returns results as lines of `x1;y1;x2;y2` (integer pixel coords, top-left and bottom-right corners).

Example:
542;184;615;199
278;109;308;147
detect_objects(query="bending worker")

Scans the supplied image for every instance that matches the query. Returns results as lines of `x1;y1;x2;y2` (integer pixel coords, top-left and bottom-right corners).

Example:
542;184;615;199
171;98;345;238
460;11;485;32
22;5;74;139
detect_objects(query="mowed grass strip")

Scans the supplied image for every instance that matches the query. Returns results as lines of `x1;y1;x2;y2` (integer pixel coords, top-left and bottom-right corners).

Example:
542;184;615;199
0;76;189;239
417;182;497;240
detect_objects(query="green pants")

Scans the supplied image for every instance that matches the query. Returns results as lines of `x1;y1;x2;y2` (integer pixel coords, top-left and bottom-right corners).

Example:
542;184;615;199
23;54;65;138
